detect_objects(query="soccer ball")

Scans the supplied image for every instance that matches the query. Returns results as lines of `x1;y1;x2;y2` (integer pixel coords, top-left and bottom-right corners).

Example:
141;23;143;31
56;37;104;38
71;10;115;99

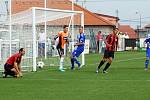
37;61;44;68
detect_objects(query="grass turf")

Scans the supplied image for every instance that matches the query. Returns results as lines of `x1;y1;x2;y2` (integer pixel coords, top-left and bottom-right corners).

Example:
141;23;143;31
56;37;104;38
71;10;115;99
0;51;150;100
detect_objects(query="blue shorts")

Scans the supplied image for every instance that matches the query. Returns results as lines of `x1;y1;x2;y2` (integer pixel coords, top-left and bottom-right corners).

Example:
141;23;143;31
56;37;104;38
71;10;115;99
146;49;150;58
38;43;45;49
72;48;84;57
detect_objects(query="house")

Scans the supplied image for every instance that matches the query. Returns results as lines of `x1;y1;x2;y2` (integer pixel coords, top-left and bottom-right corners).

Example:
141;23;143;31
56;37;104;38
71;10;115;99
135;24;150;39
134;24;150;48
118;25;138;50
119;25;138;39
95;13;119;27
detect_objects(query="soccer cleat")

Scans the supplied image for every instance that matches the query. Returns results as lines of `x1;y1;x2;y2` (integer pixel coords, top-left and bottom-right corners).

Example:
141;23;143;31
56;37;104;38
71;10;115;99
59;68;65;72
63;67;67;70
103;70;108;74
144;68;148;71
96;69;99;73
2;72;7;78
71;67;75;71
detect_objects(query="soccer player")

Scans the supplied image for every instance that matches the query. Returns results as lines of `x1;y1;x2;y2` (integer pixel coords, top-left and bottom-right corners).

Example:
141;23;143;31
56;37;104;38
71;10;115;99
96;27;119;73
144;34;150;70
70;26;85;70
3;48;25;78
57;25;69;72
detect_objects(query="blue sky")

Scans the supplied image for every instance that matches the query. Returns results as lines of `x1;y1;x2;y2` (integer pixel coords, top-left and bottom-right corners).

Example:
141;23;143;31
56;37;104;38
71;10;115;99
75;0;150;28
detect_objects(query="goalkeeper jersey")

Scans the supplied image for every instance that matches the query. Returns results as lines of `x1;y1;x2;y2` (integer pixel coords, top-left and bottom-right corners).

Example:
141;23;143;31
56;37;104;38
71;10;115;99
57;31;69;49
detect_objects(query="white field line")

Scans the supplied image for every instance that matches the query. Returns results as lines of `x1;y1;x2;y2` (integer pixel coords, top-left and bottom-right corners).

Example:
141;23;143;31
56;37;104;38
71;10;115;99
85;57;145;66
13;78;150;82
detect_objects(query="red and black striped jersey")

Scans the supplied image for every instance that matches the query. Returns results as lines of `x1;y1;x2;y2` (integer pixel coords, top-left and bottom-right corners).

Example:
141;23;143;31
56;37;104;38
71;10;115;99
105;34;118;51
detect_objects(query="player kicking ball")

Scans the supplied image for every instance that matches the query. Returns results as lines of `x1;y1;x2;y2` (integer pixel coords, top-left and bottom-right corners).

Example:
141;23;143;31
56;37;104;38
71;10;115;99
70;26;85;70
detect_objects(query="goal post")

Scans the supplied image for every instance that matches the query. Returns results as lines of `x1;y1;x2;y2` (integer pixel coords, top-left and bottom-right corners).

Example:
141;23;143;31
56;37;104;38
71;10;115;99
5;7;85;72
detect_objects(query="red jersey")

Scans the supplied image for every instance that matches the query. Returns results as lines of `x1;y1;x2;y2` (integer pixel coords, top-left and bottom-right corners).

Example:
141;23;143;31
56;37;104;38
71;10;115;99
105;34;118;51
6;53;22;65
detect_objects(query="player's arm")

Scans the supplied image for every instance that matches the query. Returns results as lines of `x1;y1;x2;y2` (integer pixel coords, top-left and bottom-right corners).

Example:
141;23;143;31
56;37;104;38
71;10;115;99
74;36;85;46
74;42;83;46
13;61;21;76
144;39;148;48
144;39;148;43
17;58;23;77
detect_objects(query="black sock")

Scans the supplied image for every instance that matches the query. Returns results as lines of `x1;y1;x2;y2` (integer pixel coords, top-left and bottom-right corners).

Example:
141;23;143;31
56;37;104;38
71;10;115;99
103;63;111;71
98;60;105;69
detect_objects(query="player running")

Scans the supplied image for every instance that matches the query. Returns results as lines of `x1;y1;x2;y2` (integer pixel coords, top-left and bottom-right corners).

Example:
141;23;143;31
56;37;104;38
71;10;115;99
96;27;119;73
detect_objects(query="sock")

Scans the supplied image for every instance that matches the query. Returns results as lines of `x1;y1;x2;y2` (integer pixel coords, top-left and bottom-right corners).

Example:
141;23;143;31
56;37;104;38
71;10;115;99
145;60;149;68
103;63;111;71
97;60;105;69
59;57;64;70
71;58;75;69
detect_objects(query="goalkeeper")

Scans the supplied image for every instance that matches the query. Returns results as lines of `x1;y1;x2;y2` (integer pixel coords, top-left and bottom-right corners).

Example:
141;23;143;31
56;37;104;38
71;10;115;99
56;25;69;72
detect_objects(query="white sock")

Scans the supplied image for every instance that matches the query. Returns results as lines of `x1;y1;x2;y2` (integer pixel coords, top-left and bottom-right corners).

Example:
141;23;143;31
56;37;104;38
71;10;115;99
59;57;64;70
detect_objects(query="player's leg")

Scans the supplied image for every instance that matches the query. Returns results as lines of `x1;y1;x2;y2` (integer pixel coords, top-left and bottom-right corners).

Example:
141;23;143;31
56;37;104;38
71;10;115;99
70;49;82;70
144;50;150;70
3;64;8;78
70;54;75;70
145;58;149;70
3;64;18;78
97;41;99;53
102;51;114;73
96;50;108;73
42;43;45;57
38;43;42;57
103;57;112;73
59;49;65;72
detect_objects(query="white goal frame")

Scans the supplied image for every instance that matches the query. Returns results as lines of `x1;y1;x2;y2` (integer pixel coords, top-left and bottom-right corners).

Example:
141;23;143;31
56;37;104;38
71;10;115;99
31;7;85;71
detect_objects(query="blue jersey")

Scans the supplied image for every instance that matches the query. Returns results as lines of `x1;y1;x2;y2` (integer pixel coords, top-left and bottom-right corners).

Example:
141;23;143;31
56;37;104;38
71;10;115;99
145;38;150;50
145;38;150;58
72;33;85;57
77;33;85;49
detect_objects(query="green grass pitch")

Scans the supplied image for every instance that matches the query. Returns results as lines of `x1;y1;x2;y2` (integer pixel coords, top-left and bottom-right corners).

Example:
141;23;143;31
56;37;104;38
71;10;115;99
0;51;150;100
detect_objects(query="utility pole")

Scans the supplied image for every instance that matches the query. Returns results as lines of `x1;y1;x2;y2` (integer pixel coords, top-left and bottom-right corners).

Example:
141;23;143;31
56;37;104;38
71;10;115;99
136;12;142;29
115;9;119;28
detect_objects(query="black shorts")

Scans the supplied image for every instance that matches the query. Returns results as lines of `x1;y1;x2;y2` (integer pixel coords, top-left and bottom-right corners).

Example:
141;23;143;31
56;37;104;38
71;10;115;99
104;50;114;59
4;63;15;76
57;47;64;56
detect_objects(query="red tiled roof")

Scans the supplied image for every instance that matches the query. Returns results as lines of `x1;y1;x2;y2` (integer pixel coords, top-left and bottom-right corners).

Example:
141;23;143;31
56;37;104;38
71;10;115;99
119;25;138;39
12;0;114;26
94;13;119;25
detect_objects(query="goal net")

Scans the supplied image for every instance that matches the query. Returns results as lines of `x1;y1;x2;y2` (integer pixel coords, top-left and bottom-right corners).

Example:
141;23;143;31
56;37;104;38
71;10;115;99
0;5;84;71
